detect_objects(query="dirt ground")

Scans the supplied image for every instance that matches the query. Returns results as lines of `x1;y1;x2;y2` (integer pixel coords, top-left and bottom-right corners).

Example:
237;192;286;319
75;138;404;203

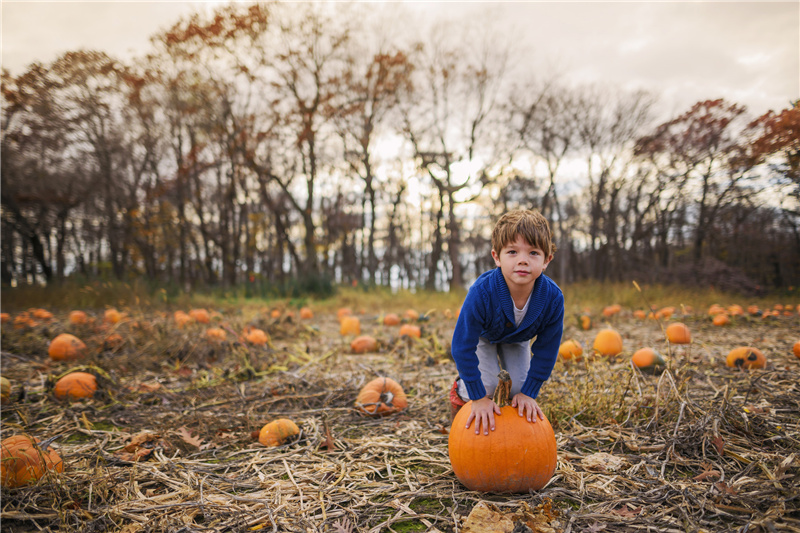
1;305;799;532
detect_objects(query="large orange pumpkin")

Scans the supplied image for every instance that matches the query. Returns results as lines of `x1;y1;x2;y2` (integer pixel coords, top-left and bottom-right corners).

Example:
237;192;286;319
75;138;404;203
53;372;98;401
48;334;87;361
351;335;378;354
258;419;300;447
592;329;623;357
726;347;767;369
665;322;691;344
558;339;583;361
448;370;557;493
1;435;63;488
355;377;408;417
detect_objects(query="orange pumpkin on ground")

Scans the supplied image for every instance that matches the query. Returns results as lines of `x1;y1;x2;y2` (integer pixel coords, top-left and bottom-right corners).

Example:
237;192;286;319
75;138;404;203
449;370;557;493
602;304;621;317
592;329;623;357
665;322;692;344
53;372;98;401
558;339;583;361
579;315;592;330
103;333;124;350
174;311;192;328
336;308;353;322
1;435;63;488
351;335;378;354
726;347;766;369
244;328;269;345
68;310;89;325
355;377;408;417
656;306;675;319
633;310;647;320
707;304;725;316
32;308;54;320
747;305;760;315
48;334;88;361
712;314;730;326
270;309;281;319
398;324;421;338
631;347;666;372
299;307;313;319
206;327;227;342
383;313;401;326
258;419;300;447
793;341;800;359
403;309;420;321
0;312;9;323
727;305;744;316
104;308;122;324
189;309;210;324
340;316;361;336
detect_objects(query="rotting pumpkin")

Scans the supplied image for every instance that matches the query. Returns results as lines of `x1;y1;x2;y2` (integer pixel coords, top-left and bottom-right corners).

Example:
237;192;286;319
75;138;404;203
355;377;408;417
726;347;767;369
448;370;557;493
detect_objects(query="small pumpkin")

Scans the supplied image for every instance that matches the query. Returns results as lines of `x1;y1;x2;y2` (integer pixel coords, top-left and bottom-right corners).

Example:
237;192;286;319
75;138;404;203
336;308;353;322
53;372;98;401
1;376;11;403
0;435;63;488
258;419;300;447
448;370;557;493
355;377;408;417
0;312;9;323
403;309;420;321
665;322;691;344
189;309;210;324
592;329;623;357
340;316;361;336
747;305;760;315
206;327;227;342
633;310;647;320
104;308;122;324
601;305;621;317
793;341;800;359
48;333;88;361
244;327;269;345
270;309;281;319
68;310;89;325
707;304;725;316
32;308;54;320
726;346;766;369
558;339;583;361
174;311;192;328
656;306;675;319
299;307;313;319
383;313;401;326
579;314;592;330
398;324;421;338
351;335;378;354
631;347;666;372
727;305;744;316
712;314;730;326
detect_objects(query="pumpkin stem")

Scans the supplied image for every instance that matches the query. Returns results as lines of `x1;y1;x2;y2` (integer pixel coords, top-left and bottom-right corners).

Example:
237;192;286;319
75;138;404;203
492;370;512;407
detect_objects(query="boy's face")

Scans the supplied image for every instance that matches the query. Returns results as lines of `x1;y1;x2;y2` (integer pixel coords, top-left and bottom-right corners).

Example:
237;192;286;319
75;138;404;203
491;235;553;294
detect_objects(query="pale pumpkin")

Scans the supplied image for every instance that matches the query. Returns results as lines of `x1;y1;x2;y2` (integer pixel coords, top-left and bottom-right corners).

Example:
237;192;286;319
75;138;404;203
726;347;767;369
448;370;557;493
351;335;378;354
592;329;623;357
558;339;583;361
53;372;98;401
258;419;300;447
1;435;63;488
355;377;408;417
48;334;88;361
665;322;691;344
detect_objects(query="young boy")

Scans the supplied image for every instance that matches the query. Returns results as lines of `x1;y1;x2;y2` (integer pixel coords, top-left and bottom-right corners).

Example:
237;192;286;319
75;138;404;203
450;209;564;435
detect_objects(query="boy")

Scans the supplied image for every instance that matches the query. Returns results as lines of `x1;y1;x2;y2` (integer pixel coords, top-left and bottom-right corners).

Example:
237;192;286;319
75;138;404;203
450;209;564;435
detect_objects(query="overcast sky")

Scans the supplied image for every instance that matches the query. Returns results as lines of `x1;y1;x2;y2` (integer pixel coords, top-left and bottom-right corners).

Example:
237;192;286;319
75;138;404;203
1;1;798;119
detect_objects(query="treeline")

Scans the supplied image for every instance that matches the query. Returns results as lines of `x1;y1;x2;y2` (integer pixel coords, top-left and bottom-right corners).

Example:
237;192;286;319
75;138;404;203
2;2;798;294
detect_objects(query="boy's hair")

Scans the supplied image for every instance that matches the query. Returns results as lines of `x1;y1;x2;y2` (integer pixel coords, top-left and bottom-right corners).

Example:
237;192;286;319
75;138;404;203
491;209;556;256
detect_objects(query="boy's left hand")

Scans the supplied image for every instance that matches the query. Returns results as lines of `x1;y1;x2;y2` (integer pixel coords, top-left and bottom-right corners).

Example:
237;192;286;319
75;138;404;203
511;393;544;423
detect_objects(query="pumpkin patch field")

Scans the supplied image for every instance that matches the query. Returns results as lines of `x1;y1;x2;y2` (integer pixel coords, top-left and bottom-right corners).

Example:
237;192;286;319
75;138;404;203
1;294;799;532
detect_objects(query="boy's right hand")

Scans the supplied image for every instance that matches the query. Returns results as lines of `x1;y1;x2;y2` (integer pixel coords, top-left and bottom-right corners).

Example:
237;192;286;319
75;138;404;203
466;397;502;435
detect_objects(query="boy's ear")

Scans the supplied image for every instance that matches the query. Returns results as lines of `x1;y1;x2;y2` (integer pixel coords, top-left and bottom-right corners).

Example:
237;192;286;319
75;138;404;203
491;249;501;266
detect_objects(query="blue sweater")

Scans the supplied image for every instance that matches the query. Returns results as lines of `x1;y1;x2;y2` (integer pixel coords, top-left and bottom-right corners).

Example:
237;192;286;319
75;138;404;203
452;267;564;401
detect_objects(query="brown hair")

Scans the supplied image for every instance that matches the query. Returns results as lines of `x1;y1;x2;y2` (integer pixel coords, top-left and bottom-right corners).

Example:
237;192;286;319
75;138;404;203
491;209;556;256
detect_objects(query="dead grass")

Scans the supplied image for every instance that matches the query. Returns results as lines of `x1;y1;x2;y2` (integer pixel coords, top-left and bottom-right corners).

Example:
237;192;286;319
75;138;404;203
1;293;799;532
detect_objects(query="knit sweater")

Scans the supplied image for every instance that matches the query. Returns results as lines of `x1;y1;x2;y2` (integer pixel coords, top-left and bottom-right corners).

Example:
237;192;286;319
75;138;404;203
451;267;564;401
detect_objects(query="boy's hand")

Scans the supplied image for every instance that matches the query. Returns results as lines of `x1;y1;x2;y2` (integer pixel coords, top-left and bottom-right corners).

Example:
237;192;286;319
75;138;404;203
466;397;502;435
511;393;544;423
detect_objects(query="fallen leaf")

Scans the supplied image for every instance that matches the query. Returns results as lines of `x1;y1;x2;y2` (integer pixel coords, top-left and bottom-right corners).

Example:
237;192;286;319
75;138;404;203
177;426;204;449
581;452;628;473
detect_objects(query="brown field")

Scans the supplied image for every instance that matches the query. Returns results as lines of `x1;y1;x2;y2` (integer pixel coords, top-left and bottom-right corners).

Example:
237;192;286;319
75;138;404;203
1;294;799;532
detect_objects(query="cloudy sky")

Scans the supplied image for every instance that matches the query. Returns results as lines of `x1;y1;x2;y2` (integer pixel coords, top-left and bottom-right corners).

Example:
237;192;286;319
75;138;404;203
1;1;798;119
